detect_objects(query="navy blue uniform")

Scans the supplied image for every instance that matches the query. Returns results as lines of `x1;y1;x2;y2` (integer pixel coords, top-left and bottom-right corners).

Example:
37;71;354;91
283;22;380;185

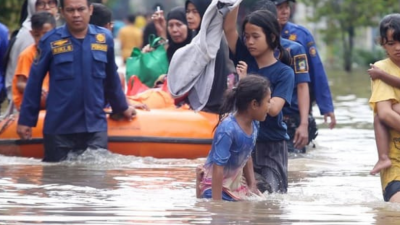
18;25;128;161
0;23;8;104
277;38;310;115
277;39;313;153
281;22;334;115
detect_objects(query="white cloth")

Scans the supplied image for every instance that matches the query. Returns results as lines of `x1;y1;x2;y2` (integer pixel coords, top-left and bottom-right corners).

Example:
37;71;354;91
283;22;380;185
167;0;242;111
22;0;37;31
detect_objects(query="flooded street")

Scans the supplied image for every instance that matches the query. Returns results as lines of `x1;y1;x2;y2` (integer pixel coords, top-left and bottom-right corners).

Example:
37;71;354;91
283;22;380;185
1;71;400;224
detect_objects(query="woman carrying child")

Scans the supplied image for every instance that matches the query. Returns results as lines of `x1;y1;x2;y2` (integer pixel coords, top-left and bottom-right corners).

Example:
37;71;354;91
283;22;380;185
369;14;400;202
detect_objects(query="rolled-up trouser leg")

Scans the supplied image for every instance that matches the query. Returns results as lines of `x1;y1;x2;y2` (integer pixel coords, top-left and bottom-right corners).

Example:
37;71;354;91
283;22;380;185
253;141;288;193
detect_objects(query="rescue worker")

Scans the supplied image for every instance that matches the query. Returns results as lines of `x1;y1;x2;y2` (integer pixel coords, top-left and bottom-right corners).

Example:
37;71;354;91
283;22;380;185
256;0;313;153
272;0;336;145
17;0;135;162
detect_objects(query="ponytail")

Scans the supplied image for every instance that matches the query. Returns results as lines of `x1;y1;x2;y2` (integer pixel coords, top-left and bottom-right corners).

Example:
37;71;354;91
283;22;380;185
277;44;291;66
214;87;237;131
212;75;271;132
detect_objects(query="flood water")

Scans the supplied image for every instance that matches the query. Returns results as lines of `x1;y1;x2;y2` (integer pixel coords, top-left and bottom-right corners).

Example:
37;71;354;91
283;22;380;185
1;70;400;225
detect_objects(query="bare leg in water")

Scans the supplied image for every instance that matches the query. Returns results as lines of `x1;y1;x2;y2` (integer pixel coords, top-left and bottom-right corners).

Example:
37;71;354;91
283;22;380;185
370;103;400;175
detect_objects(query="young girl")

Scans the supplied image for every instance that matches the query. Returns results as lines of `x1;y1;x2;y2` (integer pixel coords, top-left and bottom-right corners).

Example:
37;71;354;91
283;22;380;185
197;75;271;201
224;6;295;193
369;14;400;202
368;15;400;176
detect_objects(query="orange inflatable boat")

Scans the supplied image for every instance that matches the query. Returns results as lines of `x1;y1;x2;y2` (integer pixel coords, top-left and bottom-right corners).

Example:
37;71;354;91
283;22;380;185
0;83;219;159
0;108;218;159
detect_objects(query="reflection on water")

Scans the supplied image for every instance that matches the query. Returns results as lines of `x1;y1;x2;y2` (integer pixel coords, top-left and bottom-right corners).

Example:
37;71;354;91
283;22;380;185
1;70;400;224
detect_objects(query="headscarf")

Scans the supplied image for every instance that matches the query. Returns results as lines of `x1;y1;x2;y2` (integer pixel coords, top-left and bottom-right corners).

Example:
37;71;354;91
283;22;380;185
166;7;192;63
22;0;38;30
185;0;211;33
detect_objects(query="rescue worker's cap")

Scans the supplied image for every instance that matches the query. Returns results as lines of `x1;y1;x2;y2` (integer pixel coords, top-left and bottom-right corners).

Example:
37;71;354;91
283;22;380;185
271;0;295;5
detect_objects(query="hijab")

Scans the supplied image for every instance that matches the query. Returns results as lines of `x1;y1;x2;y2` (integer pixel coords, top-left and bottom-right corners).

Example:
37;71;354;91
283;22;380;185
185;0;211;34
166;7;192;63
22;0;38;30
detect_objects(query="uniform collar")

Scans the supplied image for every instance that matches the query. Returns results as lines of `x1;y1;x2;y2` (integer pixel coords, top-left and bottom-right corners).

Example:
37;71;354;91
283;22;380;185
281;23;290;37
58;24;97;38
282;23;290;30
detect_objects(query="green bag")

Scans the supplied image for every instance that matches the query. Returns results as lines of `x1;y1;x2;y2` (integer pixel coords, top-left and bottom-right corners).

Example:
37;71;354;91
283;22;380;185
126;35;169;88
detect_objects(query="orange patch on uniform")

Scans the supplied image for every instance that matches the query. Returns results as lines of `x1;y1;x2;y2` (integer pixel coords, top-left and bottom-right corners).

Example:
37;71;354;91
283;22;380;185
309;47;317;57
96;33;106;43
91;43;108;52
289;34;297;41
52;45;73;55
51;39;71;48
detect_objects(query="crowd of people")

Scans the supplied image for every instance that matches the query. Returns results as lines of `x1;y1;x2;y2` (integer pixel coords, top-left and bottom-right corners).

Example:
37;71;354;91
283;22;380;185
2;0;398;204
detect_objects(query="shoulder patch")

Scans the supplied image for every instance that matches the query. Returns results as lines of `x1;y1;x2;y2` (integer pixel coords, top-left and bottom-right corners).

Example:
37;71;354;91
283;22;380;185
96;33;106;43
289;34;297;41
309;47;317;57
294;54;308;74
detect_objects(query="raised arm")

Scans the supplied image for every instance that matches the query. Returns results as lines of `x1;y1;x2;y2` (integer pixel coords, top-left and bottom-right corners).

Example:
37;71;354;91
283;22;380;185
223;6;239;55
152;10;167;40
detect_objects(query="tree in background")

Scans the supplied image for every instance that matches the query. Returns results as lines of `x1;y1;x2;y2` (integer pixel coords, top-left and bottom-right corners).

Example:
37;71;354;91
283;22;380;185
301;0;399;72
0;0;25;32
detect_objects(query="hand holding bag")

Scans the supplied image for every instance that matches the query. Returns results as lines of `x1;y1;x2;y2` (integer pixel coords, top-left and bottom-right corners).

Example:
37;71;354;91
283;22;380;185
126;34;169;88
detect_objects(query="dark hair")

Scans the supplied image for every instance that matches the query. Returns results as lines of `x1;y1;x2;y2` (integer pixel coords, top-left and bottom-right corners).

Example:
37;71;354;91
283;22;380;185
379;14;400;45
215;75;271;129
60;0;90;8
242;10;291;66
90;3;112;27
31;11;57;30
19;0;29;27
126;14;136;24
